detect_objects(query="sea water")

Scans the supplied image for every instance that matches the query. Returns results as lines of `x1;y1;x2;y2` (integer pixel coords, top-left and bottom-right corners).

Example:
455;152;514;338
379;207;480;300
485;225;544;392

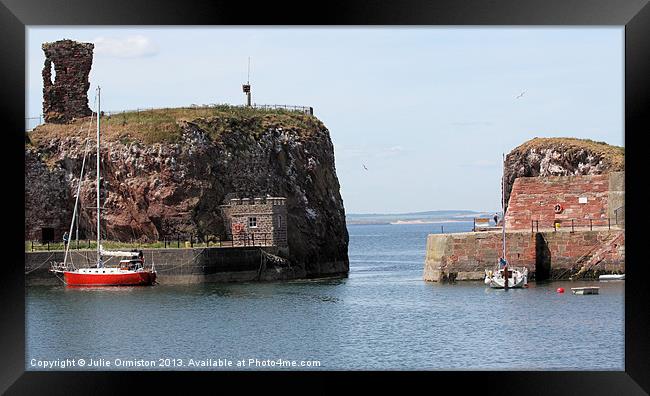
26;222;624;370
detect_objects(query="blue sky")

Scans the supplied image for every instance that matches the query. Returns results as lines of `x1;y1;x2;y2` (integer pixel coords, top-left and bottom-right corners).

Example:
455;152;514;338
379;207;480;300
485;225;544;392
27;27;624;213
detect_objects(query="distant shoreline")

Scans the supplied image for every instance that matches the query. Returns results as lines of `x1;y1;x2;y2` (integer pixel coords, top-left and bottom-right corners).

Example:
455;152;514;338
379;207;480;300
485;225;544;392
347;219;476;226
345;209;492;226
390;219;473;225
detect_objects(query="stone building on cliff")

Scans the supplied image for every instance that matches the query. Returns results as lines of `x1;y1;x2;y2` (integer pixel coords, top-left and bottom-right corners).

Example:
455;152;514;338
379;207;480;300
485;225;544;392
220;197;288;247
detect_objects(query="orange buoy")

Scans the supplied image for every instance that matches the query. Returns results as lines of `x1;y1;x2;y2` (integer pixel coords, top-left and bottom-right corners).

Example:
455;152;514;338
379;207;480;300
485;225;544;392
557;287;565;293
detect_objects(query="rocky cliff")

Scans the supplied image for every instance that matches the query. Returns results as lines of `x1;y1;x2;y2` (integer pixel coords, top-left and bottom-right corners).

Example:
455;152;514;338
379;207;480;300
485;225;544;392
504;137;624;212
25;106;349;277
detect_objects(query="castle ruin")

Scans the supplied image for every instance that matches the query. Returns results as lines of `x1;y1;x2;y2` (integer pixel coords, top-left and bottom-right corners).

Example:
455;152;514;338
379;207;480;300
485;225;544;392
42;39;94;123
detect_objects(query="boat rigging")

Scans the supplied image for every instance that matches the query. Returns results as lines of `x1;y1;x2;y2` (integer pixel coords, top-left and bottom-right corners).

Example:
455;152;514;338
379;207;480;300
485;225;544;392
50;86;157;286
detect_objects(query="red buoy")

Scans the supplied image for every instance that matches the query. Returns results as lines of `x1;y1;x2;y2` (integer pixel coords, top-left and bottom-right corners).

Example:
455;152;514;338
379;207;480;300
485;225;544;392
557;287;565;293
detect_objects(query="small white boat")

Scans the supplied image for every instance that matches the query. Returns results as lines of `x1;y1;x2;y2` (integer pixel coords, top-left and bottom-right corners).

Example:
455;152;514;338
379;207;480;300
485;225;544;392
484;265;528;289
599;274;625;280
571;287;600;295
483;153;528;290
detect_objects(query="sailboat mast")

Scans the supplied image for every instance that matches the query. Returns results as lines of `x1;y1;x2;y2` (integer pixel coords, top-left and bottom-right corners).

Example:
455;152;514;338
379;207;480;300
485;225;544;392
96;86;101;268
502;153;506;260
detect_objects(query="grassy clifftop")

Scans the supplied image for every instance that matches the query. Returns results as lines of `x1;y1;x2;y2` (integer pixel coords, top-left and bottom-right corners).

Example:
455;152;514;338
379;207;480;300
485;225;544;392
513;137;624;170
28;105;324;146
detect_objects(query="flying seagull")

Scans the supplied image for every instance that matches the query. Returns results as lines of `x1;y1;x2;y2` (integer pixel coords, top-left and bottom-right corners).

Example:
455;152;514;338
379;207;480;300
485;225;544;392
362;164;368;171
516;90;526;99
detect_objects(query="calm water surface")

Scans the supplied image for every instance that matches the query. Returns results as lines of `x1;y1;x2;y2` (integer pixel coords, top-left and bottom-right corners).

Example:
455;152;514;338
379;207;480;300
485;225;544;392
26;222;624;370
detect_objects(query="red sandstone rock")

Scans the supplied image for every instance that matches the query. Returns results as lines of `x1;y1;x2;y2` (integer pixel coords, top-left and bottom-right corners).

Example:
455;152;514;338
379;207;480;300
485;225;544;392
25;112;349;278
505;174;615;230
503;137;624;215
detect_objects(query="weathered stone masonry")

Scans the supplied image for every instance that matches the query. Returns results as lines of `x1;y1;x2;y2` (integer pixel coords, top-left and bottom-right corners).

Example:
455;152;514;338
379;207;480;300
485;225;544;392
25;245;304;286
505;172;623;230
42;39;94;123
220;197;288;247
502;138;625;215
424;171;625;282
424;229;624;282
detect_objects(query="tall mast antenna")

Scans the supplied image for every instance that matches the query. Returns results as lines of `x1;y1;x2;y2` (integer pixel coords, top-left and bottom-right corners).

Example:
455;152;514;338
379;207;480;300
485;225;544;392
502;152;506;261
96;85;102;268
242;57;252;107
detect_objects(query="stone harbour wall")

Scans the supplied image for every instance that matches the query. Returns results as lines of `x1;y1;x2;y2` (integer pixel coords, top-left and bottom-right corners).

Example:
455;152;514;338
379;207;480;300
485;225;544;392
423;229;624;282
25;246;306;286
505;174;613;230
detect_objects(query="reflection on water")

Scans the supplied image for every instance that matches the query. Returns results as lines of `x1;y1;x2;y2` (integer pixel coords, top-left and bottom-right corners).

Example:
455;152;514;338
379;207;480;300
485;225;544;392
26;222;624;370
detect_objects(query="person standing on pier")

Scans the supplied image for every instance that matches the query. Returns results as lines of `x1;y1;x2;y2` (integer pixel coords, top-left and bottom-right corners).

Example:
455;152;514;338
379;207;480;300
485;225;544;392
493;213;499;226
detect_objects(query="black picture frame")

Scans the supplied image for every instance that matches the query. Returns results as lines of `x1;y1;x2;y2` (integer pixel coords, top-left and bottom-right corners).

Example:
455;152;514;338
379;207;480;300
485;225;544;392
2;0;648;394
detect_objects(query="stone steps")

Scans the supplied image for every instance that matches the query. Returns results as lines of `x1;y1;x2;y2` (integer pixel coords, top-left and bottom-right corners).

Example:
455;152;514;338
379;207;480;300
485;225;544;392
569;232;624;279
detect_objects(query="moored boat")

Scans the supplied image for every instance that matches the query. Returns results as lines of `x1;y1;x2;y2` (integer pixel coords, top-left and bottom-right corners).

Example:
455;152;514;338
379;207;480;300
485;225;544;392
571;286;599;295
599;274;625;280
484;153;528;290
484;264;528;289
49;86;156;286
59;249;156;286
63;267;156;286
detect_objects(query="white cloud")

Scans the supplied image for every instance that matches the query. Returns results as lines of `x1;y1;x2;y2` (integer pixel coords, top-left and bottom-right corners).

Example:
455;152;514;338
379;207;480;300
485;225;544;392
93;35;158;58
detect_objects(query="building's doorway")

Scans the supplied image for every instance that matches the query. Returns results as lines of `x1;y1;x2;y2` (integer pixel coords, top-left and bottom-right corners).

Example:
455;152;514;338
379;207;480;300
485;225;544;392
535;233;551;281
41;227;55;243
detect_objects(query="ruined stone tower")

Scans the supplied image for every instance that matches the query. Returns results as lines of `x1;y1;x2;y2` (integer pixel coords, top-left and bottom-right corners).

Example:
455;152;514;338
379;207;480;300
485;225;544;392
42;39;94;123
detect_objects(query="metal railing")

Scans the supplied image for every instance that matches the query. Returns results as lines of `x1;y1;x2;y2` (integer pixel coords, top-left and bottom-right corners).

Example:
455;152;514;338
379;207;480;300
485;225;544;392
26;232;276;252
530;218;619;233
25;103;314;132
614;205;625;226
224;232;275;247
473;217;499;232
25;115;44;132
102;103;314;117
27;238;97;252
251;104;313;115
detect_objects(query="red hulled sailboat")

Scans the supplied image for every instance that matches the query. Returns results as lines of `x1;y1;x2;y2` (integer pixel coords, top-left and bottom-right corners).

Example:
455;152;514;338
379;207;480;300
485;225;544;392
50;86;156;286
55;248;156;286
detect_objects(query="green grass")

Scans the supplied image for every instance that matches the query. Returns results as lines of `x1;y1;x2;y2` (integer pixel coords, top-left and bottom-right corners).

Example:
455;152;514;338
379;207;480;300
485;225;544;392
25;239;219;252
29;104;324;146
514;137;625;170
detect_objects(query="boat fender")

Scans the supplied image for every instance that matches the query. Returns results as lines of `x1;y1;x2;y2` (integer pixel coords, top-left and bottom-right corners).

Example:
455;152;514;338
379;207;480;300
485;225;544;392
557;287;565;293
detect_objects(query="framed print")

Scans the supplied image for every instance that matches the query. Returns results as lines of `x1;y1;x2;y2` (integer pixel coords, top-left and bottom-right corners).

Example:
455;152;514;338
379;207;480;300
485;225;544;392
1;0;648;394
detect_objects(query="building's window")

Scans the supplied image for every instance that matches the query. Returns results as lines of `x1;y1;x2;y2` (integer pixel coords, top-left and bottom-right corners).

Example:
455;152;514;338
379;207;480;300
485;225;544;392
278;215;282;228
248;217;257;228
